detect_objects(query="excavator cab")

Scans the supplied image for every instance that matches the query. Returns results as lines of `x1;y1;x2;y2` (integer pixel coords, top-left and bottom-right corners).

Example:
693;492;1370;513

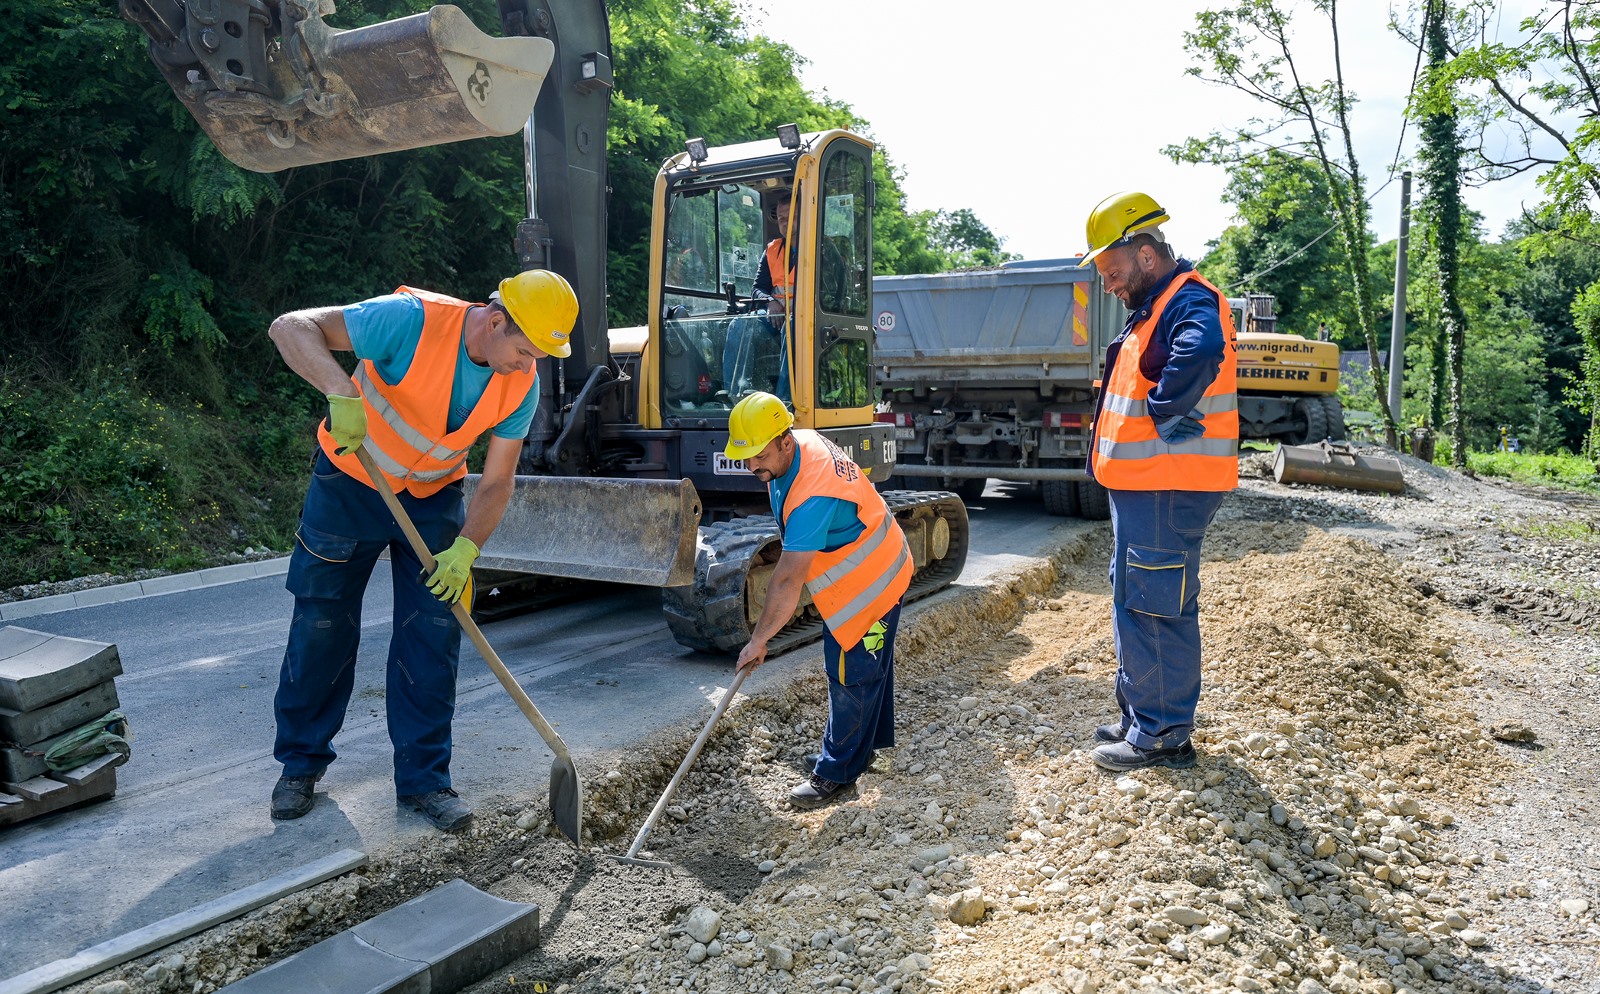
120;0;557;172
640;130;891;497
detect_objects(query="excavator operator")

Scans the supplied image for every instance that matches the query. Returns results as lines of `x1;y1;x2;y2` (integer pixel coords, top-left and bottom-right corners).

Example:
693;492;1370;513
723;192;796;401
1079;191;1239;773
726;392;913;809
265;270;579;831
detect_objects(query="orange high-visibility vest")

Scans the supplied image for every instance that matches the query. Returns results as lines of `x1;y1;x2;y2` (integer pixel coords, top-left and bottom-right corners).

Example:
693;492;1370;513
765;238;793;302
780;430;913;650
319;286;536;497
1090;270;1239;491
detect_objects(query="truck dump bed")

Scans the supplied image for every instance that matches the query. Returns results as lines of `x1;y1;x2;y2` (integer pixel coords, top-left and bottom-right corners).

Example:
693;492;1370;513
872;261;1119;386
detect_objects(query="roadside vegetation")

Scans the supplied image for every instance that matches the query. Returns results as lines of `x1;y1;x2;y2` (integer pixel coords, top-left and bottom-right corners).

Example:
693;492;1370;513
1467;450;1600;493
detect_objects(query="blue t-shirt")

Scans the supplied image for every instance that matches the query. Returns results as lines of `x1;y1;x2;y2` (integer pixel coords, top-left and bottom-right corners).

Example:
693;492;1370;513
343;293;538;440
768;444;866;552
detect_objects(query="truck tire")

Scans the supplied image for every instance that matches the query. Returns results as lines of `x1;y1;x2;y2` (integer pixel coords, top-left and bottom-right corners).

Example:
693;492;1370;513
1319;395;1347;440
1042;479;1080;517
1076;479;1111;520
1286;397;1329;445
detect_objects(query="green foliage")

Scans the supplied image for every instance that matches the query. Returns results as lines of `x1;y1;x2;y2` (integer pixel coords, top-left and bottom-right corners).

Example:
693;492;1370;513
0;371;312;588
1465;449;1599;492
1198;151;1360;337
1571;280;1600;461
1173;0;1389;428
0;0;1007;587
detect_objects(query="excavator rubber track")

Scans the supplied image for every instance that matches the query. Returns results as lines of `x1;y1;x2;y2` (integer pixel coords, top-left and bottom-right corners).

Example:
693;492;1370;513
662;491;970;655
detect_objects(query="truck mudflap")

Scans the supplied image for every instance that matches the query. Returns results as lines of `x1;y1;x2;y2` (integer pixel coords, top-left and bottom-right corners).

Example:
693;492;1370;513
125;2;556;173
466;475;702;587
662;491;970;655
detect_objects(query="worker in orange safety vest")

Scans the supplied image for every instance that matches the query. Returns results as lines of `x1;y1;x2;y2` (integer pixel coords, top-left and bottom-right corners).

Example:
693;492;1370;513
1079;191;1239;773
726;391;912;809
266;269;578;831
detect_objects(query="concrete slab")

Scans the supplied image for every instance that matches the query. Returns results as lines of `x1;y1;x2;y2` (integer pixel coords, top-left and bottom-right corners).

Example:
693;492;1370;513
0;627;122;711
0;680;119;744
217;932;428;994
355;879;541;994
0;746;47;784
217;880;537;994
134;574;195;596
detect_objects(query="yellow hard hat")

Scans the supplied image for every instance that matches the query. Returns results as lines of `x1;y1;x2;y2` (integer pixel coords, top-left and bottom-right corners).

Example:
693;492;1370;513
496;269;579;358
1080;191;1170;267
725;391;794;460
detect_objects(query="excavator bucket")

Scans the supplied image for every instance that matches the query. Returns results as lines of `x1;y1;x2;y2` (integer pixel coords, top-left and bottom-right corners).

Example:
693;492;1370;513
123;1;554;173
1273;441;1406;494
465;476;704;587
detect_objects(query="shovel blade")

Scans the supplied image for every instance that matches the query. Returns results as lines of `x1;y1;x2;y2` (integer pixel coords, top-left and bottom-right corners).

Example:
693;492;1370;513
156;5;554;172
549;753;583;846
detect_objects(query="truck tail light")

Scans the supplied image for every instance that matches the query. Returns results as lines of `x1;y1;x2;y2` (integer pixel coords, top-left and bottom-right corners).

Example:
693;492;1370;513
1044;411;1084;429
875;412;913;427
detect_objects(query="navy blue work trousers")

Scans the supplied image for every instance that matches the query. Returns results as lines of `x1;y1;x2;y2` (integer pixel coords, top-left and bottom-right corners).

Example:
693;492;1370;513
814;601;901;785
274;452;464;796
1107;488;1227;750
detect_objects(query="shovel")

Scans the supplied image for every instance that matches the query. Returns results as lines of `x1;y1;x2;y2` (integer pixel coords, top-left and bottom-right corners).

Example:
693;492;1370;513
355;448;583;846
609;668;748;868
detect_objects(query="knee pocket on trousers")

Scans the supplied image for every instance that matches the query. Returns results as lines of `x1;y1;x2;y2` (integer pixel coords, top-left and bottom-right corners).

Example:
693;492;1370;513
1124;545;1187;618
288;524;359;599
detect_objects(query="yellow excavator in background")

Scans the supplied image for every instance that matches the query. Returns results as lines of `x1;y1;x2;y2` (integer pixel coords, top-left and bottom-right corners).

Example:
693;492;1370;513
1229;293;1348;446
119;0;969;655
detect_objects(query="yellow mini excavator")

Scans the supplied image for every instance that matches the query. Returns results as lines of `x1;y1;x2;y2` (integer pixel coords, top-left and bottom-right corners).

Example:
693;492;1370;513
121;0;969;655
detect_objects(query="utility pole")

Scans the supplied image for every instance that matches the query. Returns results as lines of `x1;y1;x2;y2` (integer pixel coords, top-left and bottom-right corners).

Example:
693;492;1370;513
1386;172;1411;447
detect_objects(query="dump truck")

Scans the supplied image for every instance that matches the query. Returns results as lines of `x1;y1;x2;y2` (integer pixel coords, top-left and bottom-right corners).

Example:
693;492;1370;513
1230;294;1348;445
122;0;970;655
871;260;1122;519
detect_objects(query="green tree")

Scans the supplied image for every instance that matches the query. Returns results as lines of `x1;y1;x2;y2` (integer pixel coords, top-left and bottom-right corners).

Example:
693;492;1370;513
1198;151;1355;339
1171;0;1395;439
1415;0;1470;468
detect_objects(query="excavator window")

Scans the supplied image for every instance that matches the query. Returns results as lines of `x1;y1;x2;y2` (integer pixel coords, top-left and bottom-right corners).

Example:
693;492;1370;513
815;141;873;410
660;180;782;413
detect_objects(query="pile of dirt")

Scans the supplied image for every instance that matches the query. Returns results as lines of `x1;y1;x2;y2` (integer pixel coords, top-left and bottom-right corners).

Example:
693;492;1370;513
68;457;1598;994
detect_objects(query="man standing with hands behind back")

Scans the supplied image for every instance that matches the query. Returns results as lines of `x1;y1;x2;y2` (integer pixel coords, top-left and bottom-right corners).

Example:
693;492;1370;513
266;269;578;831
1079;192;1239;773
727;392;912;809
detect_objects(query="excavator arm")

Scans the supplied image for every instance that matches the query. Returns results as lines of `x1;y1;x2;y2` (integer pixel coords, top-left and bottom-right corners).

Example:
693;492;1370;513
120;0;558;172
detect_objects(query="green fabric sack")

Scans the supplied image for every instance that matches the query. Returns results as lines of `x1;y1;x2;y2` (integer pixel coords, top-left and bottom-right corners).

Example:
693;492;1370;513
42;710;130;773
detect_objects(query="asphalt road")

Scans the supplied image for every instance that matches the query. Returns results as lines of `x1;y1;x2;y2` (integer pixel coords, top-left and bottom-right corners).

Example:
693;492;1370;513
0;484;1082;979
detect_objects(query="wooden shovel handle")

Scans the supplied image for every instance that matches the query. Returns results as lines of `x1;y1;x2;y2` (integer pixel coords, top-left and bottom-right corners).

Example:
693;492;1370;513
353;448;574;765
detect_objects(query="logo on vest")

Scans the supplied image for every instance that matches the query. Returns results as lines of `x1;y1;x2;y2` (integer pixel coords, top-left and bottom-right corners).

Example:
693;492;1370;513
820;436;859;482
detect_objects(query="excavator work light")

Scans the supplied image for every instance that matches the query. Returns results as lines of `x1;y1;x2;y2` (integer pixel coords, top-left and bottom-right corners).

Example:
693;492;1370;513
685;137;709;164
776;123;802;149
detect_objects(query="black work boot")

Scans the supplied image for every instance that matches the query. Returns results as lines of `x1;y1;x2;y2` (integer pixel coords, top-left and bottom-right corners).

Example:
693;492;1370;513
270;774;322;820
1091;739;1198;772
788;774;856;810
1094;722;1128;743
398;788;474;832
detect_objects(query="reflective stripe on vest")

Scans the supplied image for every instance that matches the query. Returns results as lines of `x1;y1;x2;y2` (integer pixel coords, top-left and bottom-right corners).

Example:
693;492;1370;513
319;286;536;498
1090;270;1239;492
780;430;913;649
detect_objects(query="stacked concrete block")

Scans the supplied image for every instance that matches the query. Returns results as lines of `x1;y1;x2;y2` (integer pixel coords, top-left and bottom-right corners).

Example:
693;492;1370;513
0;625;127;827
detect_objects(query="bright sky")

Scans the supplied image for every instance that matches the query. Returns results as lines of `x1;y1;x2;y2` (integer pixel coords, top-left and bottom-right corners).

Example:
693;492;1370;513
751;0;1552;267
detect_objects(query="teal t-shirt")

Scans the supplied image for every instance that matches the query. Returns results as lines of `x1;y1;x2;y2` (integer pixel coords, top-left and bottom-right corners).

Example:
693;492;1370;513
343;292;538;439
768;443;866;552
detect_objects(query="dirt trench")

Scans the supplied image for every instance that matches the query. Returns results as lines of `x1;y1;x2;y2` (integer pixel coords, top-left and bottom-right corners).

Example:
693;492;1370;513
68;455;1600;994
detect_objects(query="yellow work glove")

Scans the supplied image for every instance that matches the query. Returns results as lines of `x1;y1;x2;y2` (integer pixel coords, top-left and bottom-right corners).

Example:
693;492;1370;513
325;393;367;455
425;536;479;604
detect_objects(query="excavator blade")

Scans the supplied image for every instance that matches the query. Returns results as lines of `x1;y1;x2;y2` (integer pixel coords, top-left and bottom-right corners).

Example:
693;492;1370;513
465;476;704;587
132;3;554;173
